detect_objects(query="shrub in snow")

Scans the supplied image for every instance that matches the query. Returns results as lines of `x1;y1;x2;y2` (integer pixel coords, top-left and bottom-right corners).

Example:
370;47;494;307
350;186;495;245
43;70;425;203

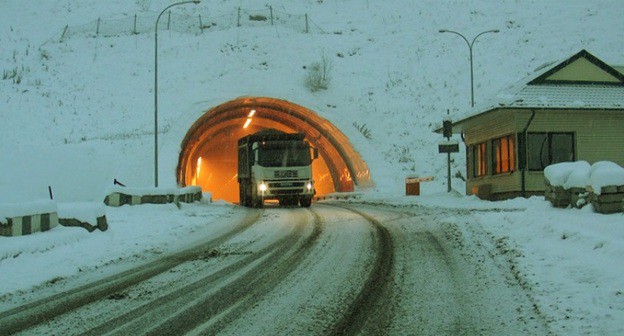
304;55;332;92
353;121;372;140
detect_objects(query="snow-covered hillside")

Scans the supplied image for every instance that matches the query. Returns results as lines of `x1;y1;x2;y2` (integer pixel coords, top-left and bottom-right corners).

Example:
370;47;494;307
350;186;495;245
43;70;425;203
2;1;624;334
2;0;623;202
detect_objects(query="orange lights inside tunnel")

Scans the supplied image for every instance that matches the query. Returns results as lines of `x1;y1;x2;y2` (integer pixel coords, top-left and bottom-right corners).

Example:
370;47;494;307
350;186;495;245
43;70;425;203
176;97;372;203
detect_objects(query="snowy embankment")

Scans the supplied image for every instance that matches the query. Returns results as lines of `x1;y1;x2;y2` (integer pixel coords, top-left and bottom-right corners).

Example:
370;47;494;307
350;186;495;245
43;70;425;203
0;200;232;309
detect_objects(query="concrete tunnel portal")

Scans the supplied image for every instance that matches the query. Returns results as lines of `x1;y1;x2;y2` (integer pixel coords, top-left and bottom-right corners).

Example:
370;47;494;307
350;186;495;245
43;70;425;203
177;97;373;203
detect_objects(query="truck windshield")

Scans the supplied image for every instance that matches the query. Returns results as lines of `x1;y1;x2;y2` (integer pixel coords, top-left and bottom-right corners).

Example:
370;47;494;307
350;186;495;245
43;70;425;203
257;142;311;167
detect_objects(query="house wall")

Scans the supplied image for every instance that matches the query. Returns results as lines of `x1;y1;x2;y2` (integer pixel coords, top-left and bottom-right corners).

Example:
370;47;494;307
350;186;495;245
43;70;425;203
464;108;624;199
464;109;522;198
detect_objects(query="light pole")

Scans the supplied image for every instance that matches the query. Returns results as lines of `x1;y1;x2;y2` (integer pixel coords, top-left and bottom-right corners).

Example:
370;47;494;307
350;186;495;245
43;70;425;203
439;29;499;107
154;1;200;188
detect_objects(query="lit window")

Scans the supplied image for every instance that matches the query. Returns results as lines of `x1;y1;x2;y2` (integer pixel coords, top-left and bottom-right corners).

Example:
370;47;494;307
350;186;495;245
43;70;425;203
492;134;515;174
472;142;487;177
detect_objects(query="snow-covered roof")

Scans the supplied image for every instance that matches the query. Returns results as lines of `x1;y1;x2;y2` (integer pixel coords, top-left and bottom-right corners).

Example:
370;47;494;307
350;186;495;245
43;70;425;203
452;50;624;129
498;83;624;109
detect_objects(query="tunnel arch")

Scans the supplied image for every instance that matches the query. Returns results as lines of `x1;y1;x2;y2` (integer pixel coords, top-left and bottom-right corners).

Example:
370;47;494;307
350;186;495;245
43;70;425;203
177;96;372;202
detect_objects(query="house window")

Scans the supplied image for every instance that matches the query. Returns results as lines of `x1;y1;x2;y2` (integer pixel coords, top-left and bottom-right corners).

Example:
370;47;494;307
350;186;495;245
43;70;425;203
492;134;515;174
527;132;575;171
472;142;487;177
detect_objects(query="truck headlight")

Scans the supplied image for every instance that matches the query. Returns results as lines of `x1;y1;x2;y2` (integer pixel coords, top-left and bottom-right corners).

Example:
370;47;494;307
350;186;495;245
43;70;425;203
259;182;267;192
306;182;313;190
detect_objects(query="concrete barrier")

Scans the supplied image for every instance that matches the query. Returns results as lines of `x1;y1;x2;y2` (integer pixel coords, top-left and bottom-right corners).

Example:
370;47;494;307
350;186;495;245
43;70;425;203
104;186;203;207
0;212;59;237
0;200;59;237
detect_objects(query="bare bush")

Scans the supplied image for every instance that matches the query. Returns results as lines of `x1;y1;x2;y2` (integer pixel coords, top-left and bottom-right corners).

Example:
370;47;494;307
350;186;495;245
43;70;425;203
305;54;332;92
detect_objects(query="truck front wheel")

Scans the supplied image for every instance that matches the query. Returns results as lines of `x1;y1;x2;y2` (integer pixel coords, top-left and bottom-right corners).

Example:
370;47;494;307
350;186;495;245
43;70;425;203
299;196;312;208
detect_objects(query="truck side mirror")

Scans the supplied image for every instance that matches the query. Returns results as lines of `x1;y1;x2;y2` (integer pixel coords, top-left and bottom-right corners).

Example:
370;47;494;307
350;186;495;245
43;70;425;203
313;148;319;160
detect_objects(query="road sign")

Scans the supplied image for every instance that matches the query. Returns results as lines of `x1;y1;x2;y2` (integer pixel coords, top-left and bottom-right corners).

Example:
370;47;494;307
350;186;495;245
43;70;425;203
405;176;434;184
438;140;459;153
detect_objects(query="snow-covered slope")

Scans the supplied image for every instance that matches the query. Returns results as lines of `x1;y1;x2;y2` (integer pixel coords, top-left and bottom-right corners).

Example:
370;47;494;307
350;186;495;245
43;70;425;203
2;2;624;334
2;0;623;202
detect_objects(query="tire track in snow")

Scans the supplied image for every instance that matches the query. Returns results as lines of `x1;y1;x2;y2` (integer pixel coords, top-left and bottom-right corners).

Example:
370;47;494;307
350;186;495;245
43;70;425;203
80;208;322;335
324;203;395;336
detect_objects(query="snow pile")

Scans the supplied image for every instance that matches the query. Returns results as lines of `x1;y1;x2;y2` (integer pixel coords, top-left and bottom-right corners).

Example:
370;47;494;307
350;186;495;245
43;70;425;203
544;161;590;188
589;161;624;194
103;185;201;197
544;160;624;193
0;200;57;223
57;202;105;225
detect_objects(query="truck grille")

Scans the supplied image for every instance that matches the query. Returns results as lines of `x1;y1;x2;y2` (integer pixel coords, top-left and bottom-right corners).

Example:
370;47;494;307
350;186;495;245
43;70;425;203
274;170;298;178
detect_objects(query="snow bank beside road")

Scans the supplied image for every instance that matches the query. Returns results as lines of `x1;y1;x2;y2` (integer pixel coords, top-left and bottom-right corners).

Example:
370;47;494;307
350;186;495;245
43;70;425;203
0;202;233;308
57;202;105;225
0;200;56;223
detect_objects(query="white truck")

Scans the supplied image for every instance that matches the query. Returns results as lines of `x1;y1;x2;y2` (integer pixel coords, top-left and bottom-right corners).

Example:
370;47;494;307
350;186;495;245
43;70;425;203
237;130;318;208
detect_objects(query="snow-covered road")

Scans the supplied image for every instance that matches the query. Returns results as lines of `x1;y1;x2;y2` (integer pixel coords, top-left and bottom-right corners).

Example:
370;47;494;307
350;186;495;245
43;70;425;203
0;202;549;335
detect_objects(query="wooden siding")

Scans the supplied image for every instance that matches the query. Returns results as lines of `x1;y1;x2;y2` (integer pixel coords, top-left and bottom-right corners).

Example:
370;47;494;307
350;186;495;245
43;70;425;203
463;109;517;144
528;109;624;165
545;58;621;83
463;108;624;199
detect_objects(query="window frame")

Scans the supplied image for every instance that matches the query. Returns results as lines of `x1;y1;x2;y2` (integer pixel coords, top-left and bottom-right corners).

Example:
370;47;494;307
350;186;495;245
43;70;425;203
492;134;516;175
471;142;487;178
527;132;575;171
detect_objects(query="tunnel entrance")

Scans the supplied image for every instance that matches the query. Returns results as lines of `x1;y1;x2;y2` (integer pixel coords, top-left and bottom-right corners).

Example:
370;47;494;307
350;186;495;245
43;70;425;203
177;97;372;203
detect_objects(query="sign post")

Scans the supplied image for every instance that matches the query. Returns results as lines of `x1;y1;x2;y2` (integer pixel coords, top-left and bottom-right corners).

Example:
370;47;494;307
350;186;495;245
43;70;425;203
439;118;459;192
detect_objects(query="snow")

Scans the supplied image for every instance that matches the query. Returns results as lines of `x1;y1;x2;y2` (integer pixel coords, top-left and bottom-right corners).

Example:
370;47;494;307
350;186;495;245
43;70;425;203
57;202;105;225
545;160;624;194
589;161;624;194
0;200;56;223
103;185;201;197
544;161;591;188
1;0;624;334
0;201;232;299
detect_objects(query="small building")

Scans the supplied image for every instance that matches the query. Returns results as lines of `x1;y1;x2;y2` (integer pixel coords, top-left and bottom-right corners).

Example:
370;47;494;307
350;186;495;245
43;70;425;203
448;49;624;200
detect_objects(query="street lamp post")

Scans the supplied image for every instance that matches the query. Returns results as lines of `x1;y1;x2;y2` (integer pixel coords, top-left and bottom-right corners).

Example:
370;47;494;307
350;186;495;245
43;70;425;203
154;1;200;188
438;29;499;107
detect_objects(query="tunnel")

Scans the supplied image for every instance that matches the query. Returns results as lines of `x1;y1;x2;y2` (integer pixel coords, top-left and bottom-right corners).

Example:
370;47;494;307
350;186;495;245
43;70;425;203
176;97;372;203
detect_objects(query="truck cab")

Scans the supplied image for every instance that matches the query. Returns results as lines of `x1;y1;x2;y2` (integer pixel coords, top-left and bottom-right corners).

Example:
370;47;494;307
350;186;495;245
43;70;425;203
238;130;318;208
